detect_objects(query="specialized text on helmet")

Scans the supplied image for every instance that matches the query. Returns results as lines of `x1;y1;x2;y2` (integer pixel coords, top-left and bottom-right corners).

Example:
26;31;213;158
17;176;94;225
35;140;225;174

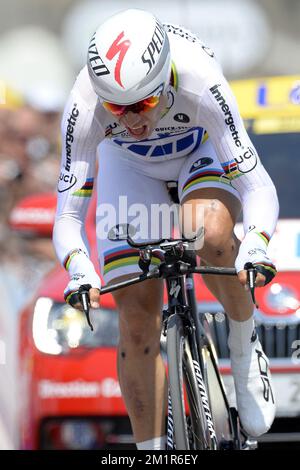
142;21;165;75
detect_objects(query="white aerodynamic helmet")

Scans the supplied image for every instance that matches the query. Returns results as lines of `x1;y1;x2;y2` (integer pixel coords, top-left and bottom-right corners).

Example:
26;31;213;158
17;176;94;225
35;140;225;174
87;9;171;105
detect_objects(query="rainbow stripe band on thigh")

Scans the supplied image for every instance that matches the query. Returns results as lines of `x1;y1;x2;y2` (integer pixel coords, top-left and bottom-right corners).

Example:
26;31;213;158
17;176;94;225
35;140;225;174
103;245;163;275
181;168;229;196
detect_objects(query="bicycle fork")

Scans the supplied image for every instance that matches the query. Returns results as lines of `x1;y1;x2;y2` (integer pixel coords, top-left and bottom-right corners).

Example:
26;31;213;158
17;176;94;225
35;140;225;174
192;358;218;449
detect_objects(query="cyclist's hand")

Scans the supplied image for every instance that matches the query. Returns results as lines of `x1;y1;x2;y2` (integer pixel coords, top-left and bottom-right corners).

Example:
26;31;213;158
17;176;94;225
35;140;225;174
237;262;276;287
64;273;101;309
87;287;101;309
235;244;277;288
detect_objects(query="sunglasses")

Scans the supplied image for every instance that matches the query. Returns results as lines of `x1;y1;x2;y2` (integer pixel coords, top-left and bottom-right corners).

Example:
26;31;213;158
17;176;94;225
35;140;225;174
102;95;160;116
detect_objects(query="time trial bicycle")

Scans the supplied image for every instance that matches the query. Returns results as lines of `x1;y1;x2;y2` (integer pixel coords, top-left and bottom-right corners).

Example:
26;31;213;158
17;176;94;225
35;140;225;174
76;225;257;450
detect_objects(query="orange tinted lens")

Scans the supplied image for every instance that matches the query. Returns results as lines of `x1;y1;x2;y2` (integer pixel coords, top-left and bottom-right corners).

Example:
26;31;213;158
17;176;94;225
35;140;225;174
142;96;160;109
103;102;126;116
103;95;160;115
129;96;159;113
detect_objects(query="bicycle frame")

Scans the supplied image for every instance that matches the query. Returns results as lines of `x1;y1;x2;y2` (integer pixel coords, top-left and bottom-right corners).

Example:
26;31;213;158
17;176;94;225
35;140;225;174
77;232;258;450
163;271;219;449
186;275;233;419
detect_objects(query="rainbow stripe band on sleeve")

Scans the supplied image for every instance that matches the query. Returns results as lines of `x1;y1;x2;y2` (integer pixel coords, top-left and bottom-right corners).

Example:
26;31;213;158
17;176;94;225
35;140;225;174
72;178;94;197
64;289;78;304
221;160;241;180
63;249;83;271
256;231;271;246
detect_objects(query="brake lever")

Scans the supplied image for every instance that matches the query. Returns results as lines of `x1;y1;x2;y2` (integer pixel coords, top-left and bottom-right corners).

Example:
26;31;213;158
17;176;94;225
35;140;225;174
78;285;94;331
244;262;259;308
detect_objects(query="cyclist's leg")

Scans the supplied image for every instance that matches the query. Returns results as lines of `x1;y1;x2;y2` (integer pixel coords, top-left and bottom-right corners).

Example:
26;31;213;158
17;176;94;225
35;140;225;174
113;278;168;446
178;140;275;437
96;143;179;447
181;186;253;321
177;139;252;319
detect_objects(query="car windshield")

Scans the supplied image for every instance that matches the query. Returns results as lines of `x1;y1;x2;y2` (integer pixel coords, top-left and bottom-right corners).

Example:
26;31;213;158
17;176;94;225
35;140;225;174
248;131;300;219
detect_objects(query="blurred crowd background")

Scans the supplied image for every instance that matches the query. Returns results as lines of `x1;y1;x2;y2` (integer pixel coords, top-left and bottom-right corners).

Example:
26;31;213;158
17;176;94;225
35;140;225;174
1;0;300;304
0;0;299;448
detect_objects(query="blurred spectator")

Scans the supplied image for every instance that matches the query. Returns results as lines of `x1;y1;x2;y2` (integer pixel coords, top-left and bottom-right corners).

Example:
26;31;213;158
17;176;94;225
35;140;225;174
0;83;62;311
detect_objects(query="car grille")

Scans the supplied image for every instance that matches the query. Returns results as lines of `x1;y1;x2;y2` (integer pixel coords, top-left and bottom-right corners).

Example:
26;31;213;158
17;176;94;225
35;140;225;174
204;310;300;360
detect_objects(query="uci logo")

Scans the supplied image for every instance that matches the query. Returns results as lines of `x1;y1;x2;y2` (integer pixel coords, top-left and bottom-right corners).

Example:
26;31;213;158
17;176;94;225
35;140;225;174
234;146;257;173
57;173;77;192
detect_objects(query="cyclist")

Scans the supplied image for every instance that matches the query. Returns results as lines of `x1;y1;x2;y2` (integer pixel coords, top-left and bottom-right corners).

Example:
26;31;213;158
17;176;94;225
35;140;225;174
53;9;278;450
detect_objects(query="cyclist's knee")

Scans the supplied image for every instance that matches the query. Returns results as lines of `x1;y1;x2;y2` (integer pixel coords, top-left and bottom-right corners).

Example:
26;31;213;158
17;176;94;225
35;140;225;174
113;279;163;351
181;191;240;266
199;227;239;265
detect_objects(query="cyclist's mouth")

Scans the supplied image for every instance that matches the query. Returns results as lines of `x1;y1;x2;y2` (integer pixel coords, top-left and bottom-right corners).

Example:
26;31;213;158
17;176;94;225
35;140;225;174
127;125;147;138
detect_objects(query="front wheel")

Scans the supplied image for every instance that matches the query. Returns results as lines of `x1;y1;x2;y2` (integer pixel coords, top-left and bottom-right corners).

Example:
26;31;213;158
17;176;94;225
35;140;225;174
166;313;214;450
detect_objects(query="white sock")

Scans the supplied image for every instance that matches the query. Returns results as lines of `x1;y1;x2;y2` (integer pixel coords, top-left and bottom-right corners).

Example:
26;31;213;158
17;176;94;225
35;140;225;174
228;316;257;356
136;435;166;450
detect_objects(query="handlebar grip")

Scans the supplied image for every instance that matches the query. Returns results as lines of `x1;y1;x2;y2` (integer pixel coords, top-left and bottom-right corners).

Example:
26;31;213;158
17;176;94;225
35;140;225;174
80;291;90;312
78;284;94;331
244;263;259;308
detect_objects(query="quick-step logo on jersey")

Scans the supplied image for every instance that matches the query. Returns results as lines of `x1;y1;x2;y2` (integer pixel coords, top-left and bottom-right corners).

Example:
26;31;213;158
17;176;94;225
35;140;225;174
112;127;204;159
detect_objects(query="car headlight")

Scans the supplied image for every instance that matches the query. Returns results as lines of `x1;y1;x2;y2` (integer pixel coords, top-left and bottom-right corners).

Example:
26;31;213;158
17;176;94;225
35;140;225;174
265;283;300;314
60;421;100;450
32;297;119;355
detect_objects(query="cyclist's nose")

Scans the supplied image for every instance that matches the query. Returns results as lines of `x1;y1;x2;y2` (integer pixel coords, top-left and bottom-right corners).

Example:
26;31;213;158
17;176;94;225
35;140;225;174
122;111;144;127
